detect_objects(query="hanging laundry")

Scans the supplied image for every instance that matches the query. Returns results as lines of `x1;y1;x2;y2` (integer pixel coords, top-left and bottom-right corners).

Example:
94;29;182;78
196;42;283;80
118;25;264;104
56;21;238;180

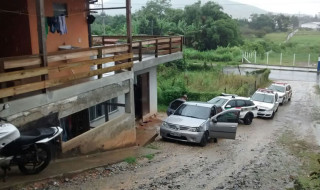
47;17;60;33
58;16;67;35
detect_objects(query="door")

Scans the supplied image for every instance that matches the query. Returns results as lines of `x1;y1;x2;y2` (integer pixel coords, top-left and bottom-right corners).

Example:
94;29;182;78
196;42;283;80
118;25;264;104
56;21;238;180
209;110;240;139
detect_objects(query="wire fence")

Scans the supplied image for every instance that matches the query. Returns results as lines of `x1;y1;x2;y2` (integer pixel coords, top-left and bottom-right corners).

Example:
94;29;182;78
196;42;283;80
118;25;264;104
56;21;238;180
242;51;318;68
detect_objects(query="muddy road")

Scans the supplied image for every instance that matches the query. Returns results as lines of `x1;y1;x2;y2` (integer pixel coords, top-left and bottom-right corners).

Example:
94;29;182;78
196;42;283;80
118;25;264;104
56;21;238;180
28;80;320;190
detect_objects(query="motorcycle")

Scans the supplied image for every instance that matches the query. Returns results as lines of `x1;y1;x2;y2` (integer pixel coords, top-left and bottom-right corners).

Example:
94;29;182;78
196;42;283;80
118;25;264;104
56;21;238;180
0;117;63;181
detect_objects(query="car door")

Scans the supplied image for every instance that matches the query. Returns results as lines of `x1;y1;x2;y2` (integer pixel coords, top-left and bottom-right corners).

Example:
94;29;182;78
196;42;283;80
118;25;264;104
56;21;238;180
167;99;185;116
209;110;240;139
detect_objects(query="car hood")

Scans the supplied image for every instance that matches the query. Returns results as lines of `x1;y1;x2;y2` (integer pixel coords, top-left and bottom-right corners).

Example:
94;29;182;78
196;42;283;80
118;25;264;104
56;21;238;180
275;92;285;96
253;101;274;109
165;115;206;127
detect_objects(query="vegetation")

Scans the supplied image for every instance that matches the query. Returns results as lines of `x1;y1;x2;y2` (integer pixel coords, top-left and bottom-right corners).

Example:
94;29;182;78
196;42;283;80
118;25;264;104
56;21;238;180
144;154;155;160
158;61;271;106
124;157;137;164
278;130;320;189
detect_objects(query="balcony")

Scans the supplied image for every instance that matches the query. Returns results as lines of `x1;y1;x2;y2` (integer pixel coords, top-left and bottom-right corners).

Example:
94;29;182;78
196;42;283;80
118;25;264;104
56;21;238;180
0;36;183;102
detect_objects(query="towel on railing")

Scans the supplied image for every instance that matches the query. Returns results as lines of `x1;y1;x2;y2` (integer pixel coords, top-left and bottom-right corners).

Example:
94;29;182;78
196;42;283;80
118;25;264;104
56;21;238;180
58;16;68;35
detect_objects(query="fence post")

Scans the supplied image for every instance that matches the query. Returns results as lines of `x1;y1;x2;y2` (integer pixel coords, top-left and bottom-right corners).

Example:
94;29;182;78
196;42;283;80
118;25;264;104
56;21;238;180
266;52;269;65
97;48;103;79
293;53;295;66
155;39;158;58
317;54;320;73
254;51;256;63
242;52;244;63
139;41;142;61
169;37;172;54
308;54;310;67
280;53;282;66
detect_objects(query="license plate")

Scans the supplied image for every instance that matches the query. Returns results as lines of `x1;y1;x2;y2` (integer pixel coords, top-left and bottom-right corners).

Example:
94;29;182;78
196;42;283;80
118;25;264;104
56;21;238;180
170;132;181;137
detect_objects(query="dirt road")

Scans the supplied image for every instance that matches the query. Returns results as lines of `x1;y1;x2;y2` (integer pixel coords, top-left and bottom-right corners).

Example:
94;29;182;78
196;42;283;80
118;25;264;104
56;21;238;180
26;80;320;190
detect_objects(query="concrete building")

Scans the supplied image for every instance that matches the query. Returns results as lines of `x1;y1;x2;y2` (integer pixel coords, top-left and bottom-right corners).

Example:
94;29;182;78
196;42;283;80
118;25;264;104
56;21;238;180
300;22;320;30
0;0;183;156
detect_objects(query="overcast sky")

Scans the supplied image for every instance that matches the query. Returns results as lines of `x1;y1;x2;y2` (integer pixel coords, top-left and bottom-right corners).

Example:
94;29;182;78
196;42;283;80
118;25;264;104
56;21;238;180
225;0;320;16
100;0;320;16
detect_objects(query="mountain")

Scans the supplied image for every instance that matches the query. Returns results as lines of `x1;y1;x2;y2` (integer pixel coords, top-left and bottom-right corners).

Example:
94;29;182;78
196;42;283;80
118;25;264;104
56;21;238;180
100;0;268;19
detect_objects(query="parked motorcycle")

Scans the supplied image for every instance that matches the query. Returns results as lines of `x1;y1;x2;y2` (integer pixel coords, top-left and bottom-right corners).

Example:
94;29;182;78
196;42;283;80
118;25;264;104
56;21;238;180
0;117;63;181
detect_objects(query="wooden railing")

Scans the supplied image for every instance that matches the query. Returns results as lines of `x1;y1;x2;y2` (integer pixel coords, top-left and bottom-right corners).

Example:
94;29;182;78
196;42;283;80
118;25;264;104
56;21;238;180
0;44;133;100
0;36;183;101
92;36;183;62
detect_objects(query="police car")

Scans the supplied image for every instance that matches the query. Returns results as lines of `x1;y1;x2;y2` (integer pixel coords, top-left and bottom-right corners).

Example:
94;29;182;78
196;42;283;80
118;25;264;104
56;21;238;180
208;94;258;125
267;82;292;105
251;89;279;118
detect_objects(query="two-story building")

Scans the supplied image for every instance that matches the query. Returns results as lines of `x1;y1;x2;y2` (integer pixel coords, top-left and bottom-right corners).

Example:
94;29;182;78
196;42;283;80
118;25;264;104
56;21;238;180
0;0;183;156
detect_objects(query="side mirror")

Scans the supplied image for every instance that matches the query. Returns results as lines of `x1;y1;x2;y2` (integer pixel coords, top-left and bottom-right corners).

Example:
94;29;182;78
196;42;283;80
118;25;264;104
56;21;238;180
212;118;217;123
225;105;232;109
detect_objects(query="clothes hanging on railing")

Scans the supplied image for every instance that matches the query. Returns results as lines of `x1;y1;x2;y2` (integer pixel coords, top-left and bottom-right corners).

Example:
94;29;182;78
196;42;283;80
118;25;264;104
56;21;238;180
47;16;67;35
58;16;67;35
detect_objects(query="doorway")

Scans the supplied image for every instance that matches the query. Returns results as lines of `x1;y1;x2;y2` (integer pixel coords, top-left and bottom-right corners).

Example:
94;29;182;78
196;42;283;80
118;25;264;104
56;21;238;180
135;73;150;121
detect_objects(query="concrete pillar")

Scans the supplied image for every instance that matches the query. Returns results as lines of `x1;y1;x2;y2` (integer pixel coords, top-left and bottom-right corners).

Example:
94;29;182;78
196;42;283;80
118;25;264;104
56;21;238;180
125;78;135;114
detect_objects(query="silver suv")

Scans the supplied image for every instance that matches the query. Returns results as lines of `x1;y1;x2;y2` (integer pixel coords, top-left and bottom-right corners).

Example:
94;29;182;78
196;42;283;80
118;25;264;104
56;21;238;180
160;101;240;147
208;94;258;125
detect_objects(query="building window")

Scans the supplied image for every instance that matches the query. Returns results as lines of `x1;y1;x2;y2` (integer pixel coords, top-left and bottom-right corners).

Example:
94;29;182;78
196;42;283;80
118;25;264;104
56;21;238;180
89;98;118;121
53;3;68;16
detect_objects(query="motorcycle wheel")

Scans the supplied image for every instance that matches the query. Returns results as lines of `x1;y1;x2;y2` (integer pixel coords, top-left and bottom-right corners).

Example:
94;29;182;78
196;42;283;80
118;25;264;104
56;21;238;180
18;144;51;175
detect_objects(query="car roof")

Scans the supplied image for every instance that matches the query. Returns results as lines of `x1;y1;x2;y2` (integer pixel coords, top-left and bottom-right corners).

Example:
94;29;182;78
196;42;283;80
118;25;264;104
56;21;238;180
184;101;215;108
255;91;276;96
215;96;251;101
270;82;289;87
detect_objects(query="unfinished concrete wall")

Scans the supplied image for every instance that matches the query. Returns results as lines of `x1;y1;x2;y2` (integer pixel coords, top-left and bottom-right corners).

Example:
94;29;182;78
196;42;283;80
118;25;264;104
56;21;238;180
62;113;135;154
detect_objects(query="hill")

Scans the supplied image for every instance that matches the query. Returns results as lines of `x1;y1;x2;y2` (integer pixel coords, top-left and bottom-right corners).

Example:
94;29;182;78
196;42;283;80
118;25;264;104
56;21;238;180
98;0;267;19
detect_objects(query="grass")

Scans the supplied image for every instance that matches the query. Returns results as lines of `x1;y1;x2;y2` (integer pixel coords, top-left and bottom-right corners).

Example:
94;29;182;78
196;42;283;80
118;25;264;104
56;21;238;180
278;130;320;189
144;154;155;160
145;143;159;150
124;157;137;164
158;104;167;112
263;32;288;44
244;30;320;67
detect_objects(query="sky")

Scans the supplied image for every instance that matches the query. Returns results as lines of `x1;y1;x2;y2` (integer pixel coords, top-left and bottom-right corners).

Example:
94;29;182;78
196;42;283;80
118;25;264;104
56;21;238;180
98;0;320;16
232;0;320;16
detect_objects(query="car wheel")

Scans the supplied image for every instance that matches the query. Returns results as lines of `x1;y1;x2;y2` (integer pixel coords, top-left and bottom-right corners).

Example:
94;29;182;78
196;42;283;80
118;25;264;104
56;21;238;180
243;114;253;125
275;107;278;112
270;111;275;119
213;138;218;143
162;136;168;141
199;132;209;147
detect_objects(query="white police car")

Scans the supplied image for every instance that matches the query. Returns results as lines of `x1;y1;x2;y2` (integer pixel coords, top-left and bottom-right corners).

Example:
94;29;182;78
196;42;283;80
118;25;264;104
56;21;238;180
267;82;292;105
208;94;258;125
251;89;279;118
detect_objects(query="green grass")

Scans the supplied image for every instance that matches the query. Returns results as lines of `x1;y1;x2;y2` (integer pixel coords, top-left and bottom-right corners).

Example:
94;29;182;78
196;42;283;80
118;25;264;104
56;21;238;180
158;104;167;112
278;130;320;189
144;154;155;160
244;30;320;67
263;32;288;44
145;143;159;150
124;157;137;164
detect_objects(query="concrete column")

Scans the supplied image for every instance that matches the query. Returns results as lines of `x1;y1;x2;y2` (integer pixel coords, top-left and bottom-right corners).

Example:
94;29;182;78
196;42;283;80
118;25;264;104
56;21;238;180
125;78;135;114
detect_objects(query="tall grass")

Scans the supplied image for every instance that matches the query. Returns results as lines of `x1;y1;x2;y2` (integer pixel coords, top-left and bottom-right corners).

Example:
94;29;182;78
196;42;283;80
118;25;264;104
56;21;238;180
158;65;270;106
184;46;242;62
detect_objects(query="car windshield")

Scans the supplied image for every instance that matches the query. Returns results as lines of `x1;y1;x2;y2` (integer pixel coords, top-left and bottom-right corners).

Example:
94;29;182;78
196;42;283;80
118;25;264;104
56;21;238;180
174;104;211;120
252;93;274;103
208;97;228;106
268;85;285;93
